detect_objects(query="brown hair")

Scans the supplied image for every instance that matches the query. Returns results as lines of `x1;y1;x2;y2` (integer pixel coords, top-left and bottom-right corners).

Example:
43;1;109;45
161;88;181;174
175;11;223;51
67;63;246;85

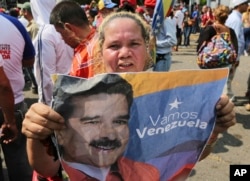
97;11;153;71
214;5;229;24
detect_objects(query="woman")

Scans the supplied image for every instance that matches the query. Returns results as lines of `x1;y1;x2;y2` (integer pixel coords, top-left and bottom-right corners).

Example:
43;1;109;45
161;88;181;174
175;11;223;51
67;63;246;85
197;5;238;53
22;11;236;180
197;5;237;51
182;10;193;47
242;6;250;56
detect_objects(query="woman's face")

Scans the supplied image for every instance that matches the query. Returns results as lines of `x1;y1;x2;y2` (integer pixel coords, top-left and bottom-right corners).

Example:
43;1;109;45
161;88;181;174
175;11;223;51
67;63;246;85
101;17;148;73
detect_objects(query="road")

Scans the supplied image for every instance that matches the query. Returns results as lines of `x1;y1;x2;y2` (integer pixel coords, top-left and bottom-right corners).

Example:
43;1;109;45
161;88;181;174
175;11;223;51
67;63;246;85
2;34;250;181
171;34;250;181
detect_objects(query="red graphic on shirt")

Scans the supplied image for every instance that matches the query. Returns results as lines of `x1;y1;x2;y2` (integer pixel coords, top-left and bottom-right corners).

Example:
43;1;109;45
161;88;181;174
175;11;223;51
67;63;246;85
0;44;11;59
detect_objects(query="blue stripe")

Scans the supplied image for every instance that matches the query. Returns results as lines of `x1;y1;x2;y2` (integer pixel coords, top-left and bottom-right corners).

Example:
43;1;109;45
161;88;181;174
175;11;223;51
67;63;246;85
151;0;164;35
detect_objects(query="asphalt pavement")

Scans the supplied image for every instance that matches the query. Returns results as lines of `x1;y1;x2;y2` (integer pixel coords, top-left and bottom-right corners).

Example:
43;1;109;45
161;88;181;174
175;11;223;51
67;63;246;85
2;33;250;181
172;34;250;181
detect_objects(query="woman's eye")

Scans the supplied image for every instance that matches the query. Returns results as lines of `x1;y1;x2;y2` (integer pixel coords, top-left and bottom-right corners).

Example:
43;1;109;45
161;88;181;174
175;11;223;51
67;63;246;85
109;44;119;49
131;42;140;47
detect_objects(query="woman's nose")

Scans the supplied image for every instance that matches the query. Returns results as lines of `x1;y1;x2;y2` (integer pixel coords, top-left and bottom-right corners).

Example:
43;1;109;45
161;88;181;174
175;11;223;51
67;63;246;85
118;46;131;58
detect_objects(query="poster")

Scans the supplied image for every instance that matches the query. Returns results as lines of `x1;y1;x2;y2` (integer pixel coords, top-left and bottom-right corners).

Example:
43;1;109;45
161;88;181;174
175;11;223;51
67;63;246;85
52;69;228;181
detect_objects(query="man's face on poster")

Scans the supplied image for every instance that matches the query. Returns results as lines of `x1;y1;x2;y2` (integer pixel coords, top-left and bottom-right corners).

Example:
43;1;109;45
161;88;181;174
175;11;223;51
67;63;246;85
57;93;130;167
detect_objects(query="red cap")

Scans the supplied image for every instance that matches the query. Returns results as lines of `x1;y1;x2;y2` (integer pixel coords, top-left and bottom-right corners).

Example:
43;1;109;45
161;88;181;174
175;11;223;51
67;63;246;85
144;0;156;8
136;6;145;14
120;0;137;6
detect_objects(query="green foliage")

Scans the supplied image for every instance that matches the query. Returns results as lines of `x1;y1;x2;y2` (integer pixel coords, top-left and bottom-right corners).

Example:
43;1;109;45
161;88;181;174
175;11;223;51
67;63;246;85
200;0;207;6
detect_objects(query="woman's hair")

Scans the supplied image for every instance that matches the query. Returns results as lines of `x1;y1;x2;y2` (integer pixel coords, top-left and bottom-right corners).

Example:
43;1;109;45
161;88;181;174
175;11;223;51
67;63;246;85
96;11;153;71
98;11;150;49
214;5;229;24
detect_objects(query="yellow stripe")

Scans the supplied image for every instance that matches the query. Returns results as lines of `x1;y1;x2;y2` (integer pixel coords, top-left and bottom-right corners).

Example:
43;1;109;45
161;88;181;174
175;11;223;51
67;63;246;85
120;69;229;98
163;0;172;15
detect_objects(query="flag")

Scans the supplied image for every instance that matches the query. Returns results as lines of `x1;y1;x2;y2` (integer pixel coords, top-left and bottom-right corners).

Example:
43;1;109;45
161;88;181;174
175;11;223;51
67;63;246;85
151;0;174;35
52;68;229;181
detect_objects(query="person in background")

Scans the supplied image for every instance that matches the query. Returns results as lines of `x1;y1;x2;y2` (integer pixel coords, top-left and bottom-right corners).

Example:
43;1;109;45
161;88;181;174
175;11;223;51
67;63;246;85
246;75;250;111
49;0;99;78
242;5;250;110
173;3;184;51
225;0;249;102
8;7;19;18
18;5;29;27
144;0;177;71
93;0;117;28
0;8;6;14
0;55;18;181
197;5;238;53
200;5;214;29
117;0;137;13
197;5;214;43
242;5;250;56
30;0;73;105
90;0;98;10
191;4;199;34
182;10;194;47
21;2;39;40
0;12;35;181
20;2;39;94
85;8;98;28
22;11;236;180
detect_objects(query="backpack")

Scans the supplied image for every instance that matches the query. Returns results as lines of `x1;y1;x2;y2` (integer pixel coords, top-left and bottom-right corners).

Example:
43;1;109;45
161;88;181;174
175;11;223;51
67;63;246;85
197;27;237;69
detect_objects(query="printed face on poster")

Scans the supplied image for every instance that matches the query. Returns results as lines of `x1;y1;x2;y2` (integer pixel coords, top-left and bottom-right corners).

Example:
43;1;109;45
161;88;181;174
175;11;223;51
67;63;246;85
52;69;228;181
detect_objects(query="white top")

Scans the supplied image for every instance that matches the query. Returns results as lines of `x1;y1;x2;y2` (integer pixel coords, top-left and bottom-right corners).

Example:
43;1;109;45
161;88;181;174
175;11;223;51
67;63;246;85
18;16;28;27
156;17;177;54
30;0;57;26
226;10;245;58
174;10;184;29
0;54;3;67
0;14;35;104
31;0;73;105
33;25;73;105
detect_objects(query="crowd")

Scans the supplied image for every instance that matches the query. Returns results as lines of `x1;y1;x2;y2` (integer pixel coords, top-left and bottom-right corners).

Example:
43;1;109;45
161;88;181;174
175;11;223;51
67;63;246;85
0;0;248;180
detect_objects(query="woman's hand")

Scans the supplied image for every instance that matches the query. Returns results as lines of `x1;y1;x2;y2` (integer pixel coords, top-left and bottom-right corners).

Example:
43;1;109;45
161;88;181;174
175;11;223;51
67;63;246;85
214;94;236;134
22;103;65;140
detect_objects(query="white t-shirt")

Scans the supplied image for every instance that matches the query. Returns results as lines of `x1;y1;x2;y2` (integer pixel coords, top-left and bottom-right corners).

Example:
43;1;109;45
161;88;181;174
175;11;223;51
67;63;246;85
33;24;73;105
0;14;35;104
175;10;184;29
18;16;28;27
0;54;3;67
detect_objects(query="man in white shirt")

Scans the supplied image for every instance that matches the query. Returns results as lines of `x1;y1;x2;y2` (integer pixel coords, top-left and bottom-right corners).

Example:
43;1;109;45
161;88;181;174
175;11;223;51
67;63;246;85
30;0;73;105
0;13;35;181
225;0;249;101
174;3;184;51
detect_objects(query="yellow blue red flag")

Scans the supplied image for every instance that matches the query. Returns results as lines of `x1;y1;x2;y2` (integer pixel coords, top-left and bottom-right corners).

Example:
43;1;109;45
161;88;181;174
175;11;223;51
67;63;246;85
52;69;229;181
151;0;175;35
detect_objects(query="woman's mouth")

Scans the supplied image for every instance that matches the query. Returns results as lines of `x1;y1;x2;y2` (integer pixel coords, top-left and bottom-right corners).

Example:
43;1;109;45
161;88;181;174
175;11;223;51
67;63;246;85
118;62;133;69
